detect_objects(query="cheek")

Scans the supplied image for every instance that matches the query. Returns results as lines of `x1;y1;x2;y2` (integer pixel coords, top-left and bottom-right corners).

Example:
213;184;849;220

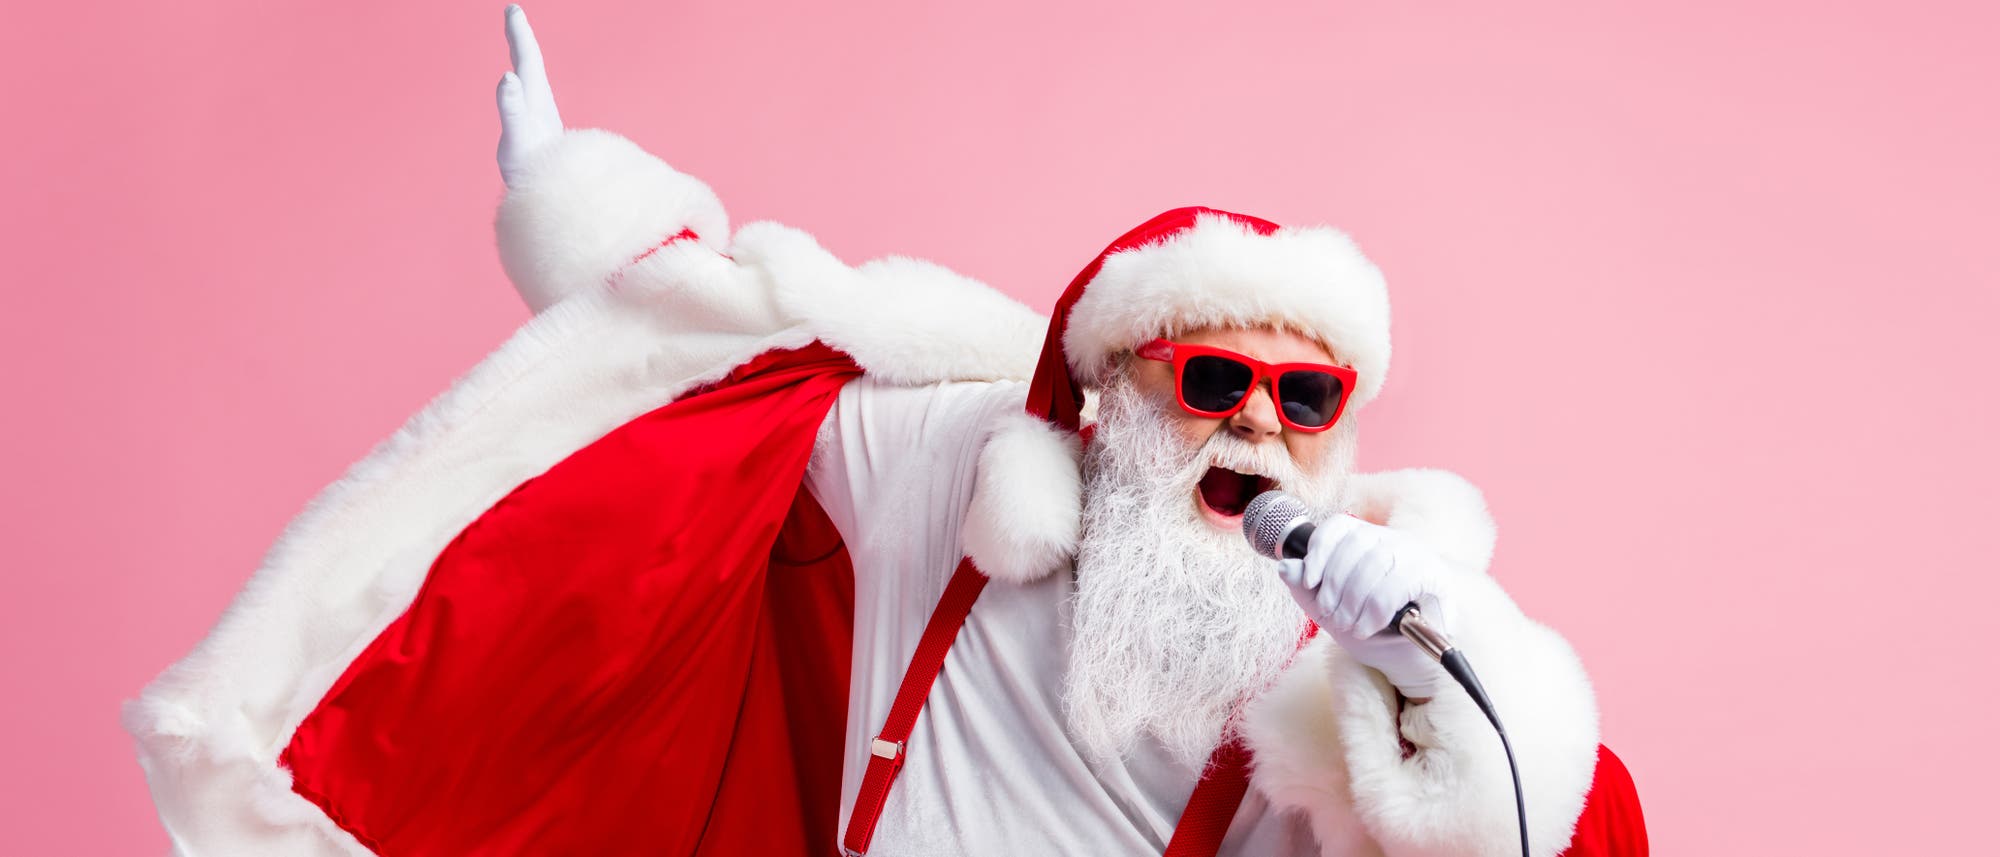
1285;434;1329;471
1134;368;1218;451
1174;413;1221;452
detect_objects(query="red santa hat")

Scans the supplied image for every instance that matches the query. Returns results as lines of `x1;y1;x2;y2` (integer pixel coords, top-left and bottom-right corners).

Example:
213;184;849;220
1024;206;1392;432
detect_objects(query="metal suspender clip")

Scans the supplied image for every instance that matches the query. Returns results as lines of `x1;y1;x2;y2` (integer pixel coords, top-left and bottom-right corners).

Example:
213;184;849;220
870;737;904;761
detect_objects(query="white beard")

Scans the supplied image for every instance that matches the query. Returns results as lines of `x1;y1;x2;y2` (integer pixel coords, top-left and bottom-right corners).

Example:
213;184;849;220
1061;366;1355;769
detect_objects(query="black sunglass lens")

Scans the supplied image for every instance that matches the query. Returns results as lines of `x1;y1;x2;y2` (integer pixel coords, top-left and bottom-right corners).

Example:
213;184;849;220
1182;355;1253;413
1277;370;1344;427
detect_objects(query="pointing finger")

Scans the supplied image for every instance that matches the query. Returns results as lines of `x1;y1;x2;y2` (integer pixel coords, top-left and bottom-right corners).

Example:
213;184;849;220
506;6;549;87
506;7;537;72
504;5;562;129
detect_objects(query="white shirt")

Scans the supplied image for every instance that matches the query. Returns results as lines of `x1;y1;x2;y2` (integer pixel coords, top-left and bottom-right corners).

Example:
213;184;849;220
807;377;1320;856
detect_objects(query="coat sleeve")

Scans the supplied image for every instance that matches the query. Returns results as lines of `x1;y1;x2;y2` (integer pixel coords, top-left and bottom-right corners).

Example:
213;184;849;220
1240;470;1610;857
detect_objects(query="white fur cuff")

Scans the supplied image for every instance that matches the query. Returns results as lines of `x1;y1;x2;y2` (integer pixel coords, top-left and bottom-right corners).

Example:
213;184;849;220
961;408;1082;583
495;129;731;313
1330;574;1600;857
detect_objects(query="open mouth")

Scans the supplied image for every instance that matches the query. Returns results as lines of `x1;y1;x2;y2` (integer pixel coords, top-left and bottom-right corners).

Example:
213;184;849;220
1195;466;1276;520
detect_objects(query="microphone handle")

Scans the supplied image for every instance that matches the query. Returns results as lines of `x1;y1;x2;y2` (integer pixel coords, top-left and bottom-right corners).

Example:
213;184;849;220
1389;604;1453;663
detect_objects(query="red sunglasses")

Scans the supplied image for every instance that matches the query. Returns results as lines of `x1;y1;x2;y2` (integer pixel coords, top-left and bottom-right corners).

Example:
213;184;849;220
1134;338;1357;433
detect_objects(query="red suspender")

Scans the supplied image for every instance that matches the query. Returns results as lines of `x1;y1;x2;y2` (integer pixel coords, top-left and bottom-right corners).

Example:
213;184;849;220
1160;622;1317;856
841;558;1281;857
1161;739;1253;857
842;558;989;856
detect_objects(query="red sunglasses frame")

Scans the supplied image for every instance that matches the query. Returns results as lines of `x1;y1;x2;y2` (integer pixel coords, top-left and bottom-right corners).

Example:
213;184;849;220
1134;338;1358;433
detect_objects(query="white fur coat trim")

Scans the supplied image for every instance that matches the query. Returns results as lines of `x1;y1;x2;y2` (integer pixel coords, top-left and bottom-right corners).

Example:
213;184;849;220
961;408;1084;582
1239;469;1601;857
1063;211;1393;407
496;129;731;314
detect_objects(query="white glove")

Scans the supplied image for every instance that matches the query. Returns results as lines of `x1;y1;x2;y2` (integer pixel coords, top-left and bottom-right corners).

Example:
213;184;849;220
1277;514;1457;698
496;5;565;187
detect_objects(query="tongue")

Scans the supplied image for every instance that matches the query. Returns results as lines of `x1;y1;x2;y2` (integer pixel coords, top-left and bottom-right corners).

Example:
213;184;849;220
1198;467;1254;516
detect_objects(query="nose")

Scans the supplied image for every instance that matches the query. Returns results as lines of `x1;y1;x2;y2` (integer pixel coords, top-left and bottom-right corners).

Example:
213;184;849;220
1227;382;1282;442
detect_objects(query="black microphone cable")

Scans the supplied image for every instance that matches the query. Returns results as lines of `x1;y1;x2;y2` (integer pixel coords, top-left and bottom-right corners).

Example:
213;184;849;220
1391;605;1528;857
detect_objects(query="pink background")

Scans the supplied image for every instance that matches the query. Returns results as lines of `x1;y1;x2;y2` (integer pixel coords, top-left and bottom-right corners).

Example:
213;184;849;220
5;1;1995;853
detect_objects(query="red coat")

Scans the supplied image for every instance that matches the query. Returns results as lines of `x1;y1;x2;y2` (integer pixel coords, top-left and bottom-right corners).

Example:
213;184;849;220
277;342;1644;855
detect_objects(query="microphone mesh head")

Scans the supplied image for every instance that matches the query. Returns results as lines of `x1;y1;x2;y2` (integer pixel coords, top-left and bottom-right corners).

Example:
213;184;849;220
1243;490;1309;559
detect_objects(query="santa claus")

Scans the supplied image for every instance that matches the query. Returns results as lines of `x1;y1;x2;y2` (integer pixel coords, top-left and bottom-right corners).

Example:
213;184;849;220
126;7;1645;856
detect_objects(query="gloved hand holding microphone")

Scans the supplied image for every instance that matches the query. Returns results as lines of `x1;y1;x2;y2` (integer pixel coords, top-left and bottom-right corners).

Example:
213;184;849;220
1268;508;1462;700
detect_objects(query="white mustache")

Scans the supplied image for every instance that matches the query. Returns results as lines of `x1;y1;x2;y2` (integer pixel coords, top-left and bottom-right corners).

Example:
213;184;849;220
1187;431;1308;490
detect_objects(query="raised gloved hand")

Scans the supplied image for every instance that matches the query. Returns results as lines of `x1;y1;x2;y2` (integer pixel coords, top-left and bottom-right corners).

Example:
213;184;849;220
1277;514;1458;698
496;5;565;187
